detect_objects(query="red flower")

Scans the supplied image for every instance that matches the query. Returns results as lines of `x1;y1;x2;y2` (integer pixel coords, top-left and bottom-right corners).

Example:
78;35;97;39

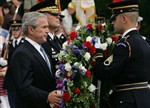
113;0;122;3
112;35;118;43
74;88;81;94
84;41;91;48
85;70;91;78
63;91;71;102
89;46;96;54
38;0;43;2
70;31;78;40
67;38;71;44
96;24;104;32
86;24;94;31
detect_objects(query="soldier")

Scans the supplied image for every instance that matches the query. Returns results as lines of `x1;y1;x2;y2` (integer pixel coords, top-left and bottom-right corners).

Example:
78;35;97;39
30;1;66;72
55;15;67;44
136;16;150;45
94;0;150;108
4;19;25;108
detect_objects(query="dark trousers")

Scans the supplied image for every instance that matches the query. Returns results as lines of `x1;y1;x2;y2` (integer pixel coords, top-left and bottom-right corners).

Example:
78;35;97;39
8;91;15;108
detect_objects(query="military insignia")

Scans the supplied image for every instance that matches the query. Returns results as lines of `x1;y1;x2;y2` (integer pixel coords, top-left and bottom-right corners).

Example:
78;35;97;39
116;43;126;47
21;40;24;43
51;48;54;51
13;20;16;24
52;51;56;54
49;38;52;41
60;36;64;39
104;55;113;66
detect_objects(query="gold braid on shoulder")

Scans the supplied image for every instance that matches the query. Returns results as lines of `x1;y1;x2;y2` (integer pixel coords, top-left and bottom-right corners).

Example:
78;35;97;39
123;35;131;58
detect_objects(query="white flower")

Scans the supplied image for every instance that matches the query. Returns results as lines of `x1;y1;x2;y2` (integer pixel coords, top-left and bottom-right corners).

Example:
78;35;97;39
62;41;68;49
84;52;91;61
79;64;86;75
58;50;66;61
65;63;72;71
84;82;88;87
106;37;112;45
74;62;80;67
99;42;108;50
75;25;81;31
88;84;96;92
55;69;61;77
102;23;106;26
86;36;92;42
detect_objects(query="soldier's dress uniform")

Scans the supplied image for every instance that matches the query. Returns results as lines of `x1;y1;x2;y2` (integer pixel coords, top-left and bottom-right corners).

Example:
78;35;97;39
95;0;150;108
4;20;24;108
56;33;67;44
42;33;62;72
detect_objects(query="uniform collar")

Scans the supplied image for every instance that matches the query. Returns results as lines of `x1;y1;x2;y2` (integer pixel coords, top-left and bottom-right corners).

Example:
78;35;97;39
48;32;55;40
122;28;137;38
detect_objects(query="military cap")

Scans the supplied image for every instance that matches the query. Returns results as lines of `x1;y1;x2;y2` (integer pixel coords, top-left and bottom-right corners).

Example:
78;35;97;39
10;20;22;31
108;0;140;18
30;1;64;18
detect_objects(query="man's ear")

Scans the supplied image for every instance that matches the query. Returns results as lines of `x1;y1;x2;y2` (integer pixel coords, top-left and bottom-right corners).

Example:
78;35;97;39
28;26;34;35
122;15;127;23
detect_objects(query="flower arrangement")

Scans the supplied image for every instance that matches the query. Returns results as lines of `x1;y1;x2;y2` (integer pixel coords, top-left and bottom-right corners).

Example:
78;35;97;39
55;21;118;108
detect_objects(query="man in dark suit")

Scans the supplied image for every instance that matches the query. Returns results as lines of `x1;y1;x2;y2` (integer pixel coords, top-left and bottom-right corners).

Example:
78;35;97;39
30;1;66;72
4;19;24;108
10;12;62;108
94;0;150;108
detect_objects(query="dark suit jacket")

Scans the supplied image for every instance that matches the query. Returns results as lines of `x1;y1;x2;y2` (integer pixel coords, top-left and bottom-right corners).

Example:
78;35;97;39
10;40;56;108
95;30;150;108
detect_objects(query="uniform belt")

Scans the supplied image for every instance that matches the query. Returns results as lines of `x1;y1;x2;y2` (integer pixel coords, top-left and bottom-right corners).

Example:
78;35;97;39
115;82;149;91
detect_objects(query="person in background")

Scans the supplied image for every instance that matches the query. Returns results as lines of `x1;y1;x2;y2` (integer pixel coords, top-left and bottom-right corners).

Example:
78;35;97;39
4;20;24;108
30;1;65;72
136;16;150;45
0;6;10;108
61;2;76;36
94;0;150;108
55;15;67;44
2;2;21;30
10;12;62;108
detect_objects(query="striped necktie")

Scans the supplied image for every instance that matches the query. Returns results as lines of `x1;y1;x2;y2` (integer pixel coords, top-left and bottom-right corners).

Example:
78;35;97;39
40;46;53;76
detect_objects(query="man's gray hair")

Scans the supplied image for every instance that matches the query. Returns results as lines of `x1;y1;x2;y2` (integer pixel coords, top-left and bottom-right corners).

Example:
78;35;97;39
22;12;47;36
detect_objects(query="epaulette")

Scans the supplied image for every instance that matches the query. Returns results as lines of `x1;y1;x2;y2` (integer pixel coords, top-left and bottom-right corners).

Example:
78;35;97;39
116;35;131;59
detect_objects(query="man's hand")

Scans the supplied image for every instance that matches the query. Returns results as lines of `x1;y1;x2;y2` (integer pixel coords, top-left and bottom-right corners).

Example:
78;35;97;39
48;90;63;107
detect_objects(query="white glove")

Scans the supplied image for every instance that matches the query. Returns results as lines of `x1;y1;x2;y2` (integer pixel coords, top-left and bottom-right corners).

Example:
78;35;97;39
0;58;7;67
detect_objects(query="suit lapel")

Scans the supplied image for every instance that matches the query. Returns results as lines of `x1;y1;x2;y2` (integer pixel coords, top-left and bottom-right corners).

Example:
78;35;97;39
24;41;53;78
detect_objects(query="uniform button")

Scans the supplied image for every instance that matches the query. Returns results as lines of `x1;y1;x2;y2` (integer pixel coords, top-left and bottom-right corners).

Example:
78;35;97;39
120;101;123;104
